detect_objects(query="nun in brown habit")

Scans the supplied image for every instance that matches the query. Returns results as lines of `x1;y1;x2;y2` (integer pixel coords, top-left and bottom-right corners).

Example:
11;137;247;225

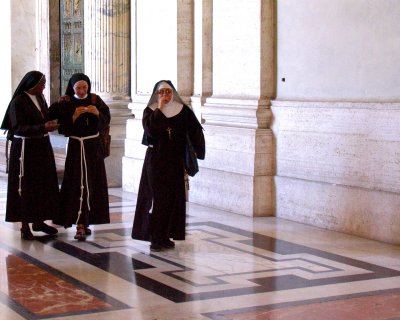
49;73;110;240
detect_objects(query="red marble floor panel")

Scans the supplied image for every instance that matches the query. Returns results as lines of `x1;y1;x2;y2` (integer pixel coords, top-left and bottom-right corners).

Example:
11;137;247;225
225;292;400;320
0;248;112;316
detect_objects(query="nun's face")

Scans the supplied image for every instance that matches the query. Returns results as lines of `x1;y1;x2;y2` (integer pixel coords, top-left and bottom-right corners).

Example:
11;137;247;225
73;80;89;98
27;76;46;95
157;87;173;104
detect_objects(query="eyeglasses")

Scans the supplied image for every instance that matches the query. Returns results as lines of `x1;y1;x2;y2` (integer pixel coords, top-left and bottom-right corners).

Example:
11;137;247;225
157;89;172;95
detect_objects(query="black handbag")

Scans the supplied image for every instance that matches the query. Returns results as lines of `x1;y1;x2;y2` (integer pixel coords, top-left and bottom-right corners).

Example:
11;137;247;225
184;133;199;177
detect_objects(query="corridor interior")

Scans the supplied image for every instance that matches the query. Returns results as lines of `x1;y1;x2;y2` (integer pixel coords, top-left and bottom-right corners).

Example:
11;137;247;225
0;175;400;320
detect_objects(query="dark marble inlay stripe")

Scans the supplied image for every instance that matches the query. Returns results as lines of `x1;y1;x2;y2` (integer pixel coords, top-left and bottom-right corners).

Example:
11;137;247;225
0;290;39;320
46;239;189;302
196;221;400;277
39;222;400;304
189;227;343;272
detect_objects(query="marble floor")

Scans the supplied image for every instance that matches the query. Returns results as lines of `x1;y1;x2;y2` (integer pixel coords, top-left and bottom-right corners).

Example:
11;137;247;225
0;177;400;320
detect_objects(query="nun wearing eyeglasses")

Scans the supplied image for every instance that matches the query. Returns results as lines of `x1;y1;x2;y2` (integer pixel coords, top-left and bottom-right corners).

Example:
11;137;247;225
0;70;60;240
131;80;205;251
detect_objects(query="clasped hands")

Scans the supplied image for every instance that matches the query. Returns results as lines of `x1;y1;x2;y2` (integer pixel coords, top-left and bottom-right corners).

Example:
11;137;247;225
72;105;99;122
44;120;59;132
57;95;99;122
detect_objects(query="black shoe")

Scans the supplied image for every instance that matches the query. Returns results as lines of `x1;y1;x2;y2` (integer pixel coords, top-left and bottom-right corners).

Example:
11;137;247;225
20;227;34;240
32;222;58;235
150;242;163;252
161;239;175;248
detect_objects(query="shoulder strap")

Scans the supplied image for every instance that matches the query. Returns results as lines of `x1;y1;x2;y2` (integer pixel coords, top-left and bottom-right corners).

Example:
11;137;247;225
91;93;97;105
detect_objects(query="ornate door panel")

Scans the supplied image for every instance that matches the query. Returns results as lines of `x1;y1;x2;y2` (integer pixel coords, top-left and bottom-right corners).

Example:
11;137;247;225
60;0;84;93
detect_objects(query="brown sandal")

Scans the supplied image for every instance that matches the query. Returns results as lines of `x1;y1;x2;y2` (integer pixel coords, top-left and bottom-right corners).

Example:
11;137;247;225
84;226;92;236
74;224;86;241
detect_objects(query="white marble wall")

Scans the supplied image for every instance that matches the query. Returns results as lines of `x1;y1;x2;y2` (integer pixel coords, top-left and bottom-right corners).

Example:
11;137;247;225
277;0;400;101
271;101;400;243
274;0;400;244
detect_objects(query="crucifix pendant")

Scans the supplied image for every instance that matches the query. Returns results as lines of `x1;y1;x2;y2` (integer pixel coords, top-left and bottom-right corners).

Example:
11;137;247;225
166;127;172;140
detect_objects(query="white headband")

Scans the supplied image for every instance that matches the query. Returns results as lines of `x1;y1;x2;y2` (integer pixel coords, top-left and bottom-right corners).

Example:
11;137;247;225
157;82;173;91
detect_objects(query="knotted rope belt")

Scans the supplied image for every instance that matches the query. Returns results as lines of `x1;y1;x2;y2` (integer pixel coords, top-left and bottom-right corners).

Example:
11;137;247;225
69;133;99;224
14;134;49;196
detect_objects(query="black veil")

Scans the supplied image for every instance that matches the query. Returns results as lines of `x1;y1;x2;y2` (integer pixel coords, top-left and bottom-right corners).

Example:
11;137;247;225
1;71;44;130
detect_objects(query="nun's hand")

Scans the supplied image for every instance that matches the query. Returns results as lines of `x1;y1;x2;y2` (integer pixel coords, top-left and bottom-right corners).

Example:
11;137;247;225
158;97;168;109
72;106;88;123
86;105;99;116
44;120;59;132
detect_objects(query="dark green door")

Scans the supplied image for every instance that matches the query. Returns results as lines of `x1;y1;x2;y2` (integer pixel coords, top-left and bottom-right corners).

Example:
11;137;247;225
60;0;84;94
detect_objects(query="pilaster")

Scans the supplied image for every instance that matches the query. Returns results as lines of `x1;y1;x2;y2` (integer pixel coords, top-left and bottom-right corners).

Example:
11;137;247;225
123;0;194;191
191;0;213;118
195;0;275;216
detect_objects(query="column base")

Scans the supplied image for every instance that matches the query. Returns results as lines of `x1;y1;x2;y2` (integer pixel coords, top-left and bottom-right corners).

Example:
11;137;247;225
102;100;132;187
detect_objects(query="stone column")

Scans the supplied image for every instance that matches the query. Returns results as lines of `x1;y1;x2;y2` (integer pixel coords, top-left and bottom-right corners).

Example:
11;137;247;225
84;0;132;186
123;0;194;192
191;0;213;118
35;1;68;175
195;0;275;216
37;0;61;105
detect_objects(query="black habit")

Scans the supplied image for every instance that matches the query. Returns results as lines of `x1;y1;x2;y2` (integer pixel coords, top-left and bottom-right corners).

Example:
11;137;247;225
2;93;60;223
132;103;205;242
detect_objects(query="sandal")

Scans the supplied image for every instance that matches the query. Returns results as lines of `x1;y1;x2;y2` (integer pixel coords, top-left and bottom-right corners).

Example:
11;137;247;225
74;224;86;241
84;226;92;236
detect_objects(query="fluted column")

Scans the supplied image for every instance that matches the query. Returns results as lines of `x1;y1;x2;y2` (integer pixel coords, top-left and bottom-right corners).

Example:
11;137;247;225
84;0;130;100
84;0;132;186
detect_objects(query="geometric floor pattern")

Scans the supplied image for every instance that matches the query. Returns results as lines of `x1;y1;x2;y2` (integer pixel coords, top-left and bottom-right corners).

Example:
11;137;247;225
0;177;400;319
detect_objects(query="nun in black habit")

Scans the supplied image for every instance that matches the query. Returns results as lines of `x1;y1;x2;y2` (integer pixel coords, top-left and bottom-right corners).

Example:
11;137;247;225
131;80;205;251
1;70;60;240
49;73;110;240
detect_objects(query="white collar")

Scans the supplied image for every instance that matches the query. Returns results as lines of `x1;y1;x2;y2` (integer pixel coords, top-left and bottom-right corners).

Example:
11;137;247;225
74;94;88;100
149;101;184;118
